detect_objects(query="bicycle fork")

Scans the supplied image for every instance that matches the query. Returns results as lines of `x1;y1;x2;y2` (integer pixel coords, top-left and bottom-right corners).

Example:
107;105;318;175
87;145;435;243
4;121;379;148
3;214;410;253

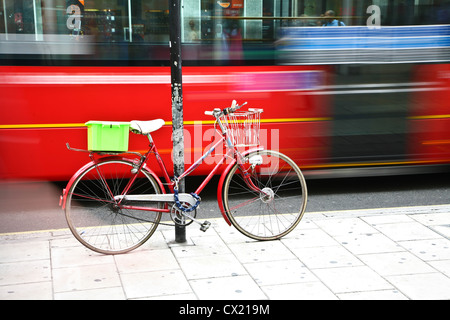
237;153;270;196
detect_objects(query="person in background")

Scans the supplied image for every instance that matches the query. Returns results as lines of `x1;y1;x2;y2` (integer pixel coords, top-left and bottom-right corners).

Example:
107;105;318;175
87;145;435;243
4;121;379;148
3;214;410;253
322;10;345;26
188;20;199;42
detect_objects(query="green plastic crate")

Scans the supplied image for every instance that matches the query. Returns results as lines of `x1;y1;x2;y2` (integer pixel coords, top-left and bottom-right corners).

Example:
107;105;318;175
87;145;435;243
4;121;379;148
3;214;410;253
85;121;130;152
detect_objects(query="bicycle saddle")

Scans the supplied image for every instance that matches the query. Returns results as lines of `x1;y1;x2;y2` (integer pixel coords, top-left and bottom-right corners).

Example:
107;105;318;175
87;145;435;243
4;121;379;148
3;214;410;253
130;119;165;134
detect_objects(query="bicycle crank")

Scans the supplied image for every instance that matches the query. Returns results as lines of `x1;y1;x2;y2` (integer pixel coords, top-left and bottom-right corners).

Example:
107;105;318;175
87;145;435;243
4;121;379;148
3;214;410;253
182;211;211;232
170;203;196;226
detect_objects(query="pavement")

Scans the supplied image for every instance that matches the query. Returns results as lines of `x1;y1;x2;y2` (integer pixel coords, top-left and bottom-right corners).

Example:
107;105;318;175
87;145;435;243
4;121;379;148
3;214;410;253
1;204;450;300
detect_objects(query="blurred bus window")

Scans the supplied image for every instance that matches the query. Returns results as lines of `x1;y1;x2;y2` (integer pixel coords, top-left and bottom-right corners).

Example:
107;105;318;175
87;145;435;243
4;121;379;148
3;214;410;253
1;1;449;66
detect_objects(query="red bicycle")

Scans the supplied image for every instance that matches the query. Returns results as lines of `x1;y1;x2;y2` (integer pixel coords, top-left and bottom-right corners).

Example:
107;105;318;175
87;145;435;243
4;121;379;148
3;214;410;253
60;101;307;254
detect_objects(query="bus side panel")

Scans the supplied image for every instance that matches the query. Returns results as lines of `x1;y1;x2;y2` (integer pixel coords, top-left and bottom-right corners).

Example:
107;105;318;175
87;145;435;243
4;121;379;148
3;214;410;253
409;64;450;165
0;65;331;181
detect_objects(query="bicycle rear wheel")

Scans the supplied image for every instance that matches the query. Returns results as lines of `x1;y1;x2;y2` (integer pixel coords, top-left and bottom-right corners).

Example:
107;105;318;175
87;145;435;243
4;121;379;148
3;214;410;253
65;159;163;254
223;150;307;241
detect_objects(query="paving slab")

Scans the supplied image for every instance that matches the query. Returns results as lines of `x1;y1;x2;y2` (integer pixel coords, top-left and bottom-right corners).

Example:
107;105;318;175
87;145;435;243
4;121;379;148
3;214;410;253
1;204;450;300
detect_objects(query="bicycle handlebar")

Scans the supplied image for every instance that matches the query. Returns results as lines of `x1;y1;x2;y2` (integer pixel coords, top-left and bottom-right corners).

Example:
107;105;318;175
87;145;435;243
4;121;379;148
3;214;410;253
204;100;248;117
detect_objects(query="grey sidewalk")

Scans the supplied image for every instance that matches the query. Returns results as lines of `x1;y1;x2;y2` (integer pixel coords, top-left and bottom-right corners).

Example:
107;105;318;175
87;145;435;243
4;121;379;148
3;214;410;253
1;205;450;300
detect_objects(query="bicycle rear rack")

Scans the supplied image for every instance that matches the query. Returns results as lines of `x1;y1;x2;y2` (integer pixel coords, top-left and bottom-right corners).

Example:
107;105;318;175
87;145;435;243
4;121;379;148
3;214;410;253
66;143;143;157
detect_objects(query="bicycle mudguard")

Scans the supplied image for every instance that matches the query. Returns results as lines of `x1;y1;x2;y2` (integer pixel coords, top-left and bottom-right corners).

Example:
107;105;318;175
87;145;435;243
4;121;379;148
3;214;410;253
59;156;165;210
217;147;264;226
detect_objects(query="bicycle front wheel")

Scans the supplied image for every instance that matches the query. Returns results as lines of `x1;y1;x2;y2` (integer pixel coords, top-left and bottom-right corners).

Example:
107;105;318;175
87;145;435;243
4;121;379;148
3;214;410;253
65;159;163;254
223;150;307;241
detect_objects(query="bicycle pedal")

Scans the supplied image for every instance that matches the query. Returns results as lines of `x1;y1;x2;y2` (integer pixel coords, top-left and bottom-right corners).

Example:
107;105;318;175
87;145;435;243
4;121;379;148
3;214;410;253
200;221;211;232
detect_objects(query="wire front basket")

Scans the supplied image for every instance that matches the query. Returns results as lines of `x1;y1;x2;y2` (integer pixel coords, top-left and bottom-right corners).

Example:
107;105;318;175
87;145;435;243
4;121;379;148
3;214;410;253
222;108;263;147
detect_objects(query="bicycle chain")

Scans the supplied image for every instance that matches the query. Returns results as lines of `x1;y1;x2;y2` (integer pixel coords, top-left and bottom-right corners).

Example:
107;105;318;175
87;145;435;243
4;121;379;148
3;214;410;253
173;187;201;213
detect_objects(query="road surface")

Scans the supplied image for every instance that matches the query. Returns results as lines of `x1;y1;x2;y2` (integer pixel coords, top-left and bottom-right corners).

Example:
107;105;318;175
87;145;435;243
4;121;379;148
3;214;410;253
1;172;449;234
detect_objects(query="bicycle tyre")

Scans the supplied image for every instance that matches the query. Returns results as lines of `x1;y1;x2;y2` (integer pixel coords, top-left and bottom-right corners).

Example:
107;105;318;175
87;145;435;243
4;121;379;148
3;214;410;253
65;159;163;254
222;150;307;241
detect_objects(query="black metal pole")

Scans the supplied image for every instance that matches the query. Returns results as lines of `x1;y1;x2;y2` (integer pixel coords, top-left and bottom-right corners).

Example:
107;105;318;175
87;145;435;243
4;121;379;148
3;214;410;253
169;0;186;243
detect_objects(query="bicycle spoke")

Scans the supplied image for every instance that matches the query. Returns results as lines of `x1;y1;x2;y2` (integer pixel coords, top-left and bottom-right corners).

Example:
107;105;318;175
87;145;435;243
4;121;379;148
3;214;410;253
65;160;162;254
228;195;261;212
223;150;307;241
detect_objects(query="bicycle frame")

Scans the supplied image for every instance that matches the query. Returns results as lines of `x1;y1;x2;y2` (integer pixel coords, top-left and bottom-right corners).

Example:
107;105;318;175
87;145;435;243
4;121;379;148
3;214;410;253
118;129;262;216
61;120;263;226
118;134;230;207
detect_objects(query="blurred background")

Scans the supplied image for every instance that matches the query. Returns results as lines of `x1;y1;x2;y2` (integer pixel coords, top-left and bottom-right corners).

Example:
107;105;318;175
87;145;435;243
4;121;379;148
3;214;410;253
0;0;449;182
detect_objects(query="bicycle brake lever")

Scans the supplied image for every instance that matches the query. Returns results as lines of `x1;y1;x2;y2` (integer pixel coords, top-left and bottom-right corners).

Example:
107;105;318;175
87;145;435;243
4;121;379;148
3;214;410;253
237;102;247;110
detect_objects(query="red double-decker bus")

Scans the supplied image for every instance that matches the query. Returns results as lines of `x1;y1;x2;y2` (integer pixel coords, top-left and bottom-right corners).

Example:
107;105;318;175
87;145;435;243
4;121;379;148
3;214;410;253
1;0;449;181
